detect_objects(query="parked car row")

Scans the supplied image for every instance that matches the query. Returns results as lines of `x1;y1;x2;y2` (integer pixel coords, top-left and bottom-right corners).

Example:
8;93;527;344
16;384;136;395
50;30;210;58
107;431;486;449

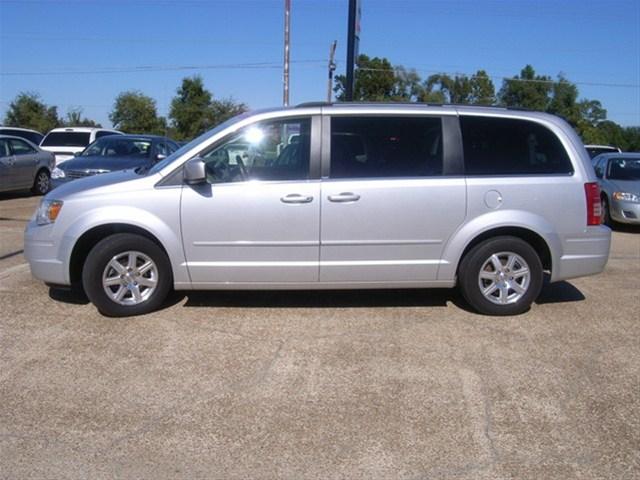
0;126;179;195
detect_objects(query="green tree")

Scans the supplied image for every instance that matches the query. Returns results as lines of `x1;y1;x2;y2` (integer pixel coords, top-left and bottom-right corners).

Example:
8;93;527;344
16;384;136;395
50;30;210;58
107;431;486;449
3;92;60;133
469;70;496;105
334;54;396;101
169;76;247;141
392;66;423;101
109;91;166;134
499;65;552;111
169;76;213;141
419;70;494;105
547;75;581;126
63;108;101;127
209;97;247;128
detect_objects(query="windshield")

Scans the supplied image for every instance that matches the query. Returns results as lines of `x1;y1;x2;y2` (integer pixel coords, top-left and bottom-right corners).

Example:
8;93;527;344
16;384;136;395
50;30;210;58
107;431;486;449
82;137;152;158
586;146;618;159
147;111;252;175
608;158;640;181
41;131;90;147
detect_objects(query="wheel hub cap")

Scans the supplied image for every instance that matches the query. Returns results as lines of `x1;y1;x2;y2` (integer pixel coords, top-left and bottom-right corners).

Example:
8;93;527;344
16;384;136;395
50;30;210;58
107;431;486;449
478;251;531;306
102;251;158;306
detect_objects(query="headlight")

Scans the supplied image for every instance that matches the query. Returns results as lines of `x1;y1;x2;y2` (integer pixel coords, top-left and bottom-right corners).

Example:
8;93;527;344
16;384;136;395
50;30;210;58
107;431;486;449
51;167;65;179
36;200;63;225
613;192;640;203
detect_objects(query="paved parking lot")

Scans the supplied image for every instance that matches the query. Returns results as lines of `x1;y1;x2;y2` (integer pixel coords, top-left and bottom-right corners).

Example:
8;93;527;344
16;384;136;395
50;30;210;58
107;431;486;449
1;193;639;479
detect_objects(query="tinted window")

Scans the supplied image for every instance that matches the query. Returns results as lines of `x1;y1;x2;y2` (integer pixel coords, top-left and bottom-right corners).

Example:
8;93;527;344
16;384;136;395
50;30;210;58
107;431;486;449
41;132;91;147
608;157;640;181
330;116;443;178
461;116;573;175
200;118;311;183
8;138;36;155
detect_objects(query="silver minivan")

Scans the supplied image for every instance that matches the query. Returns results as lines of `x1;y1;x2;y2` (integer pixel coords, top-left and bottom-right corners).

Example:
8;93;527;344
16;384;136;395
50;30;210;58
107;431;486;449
24;104;611;317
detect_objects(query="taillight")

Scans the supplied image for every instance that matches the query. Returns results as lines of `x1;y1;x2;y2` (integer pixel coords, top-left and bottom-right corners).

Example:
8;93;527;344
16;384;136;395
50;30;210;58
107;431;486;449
584;182;602;226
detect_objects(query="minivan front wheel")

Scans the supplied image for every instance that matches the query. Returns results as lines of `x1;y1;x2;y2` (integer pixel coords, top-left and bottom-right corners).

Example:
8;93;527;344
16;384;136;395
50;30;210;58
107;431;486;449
458;236;543;316
82;233;172;317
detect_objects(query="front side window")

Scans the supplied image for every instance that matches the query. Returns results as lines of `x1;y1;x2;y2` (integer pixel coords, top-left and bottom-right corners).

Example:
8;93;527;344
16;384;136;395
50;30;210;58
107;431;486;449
330;116;443;179
461;116;573;175
8;138;36;155
201;118;311;183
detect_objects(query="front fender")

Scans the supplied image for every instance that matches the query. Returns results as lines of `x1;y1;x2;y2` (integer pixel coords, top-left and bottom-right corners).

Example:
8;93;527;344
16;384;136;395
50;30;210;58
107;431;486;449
437;209;561;282
59;205;188;285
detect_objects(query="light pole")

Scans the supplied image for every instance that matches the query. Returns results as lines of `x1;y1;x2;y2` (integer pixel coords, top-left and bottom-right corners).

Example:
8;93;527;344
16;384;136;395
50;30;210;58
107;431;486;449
283;0;291;106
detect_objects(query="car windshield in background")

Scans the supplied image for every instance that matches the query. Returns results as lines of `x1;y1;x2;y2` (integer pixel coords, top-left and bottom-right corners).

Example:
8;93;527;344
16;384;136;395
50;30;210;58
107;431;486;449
147;111;251;175
587;147;618;158
41;132;91;147
82;138;152;158
608;158;640;181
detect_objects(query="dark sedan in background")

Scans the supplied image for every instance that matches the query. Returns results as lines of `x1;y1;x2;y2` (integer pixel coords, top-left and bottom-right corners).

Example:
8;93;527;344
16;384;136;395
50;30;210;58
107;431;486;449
51;135;179;188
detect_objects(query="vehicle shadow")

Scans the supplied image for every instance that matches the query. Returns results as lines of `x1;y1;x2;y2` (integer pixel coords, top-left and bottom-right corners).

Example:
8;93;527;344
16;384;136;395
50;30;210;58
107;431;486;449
48;279;585;311
609;223;640;234
0;191;35;201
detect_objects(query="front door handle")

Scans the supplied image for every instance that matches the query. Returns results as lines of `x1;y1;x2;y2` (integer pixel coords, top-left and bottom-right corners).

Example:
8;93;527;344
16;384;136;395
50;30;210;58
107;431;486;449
328;192;360;203
281;194;313;204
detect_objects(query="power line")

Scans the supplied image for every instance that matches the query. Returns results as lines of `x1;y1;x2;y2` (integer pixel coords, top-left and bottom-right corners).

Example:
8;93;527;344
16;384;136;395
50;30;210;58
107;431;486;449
357;67;640;89
0;60;326;76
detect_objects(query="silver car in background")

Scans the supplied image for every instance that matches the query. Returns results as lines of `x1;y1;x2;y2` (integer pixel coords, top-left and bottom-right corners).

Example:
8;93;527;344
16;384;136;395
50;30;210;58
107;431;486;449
24;103;611;317
592;152;640;225
0;135;55;195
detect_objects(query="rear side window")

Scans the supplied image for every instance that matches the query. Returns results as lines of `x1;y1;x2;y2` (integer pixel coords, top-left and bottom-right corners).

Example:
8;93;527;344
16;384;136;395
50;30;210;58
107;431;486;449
330;116;443;178
41;132;91;147
461;116;573;175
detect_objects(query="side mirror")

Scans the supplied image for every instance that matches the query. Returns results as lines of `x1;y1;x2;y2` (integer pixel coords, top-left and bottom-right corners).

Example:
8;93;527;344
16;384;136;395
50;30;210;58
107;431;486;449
184;157;206;185
155;153;167;162
74;151;82;157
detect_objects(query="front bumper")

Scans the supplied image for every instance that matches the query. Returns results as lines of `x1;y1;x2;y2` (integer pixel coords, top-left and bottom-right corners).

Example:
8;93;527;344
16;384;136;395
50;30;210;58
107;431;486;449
610;199;640;225
24;220;72;286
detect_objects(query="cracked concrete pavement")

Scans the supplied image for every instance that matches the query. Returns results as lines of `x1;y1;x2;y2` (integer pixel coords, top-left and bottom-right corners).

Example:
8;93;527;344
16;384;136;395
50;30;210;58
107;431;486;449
1;193;639;479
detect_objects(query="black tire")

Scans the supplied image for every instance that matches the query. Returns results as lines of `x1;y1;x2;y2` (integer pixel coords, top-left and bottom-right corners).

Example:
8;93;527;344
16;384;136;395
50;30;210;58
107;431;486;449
601;195;612;227
82;233;172;317
31;169;50;195
458;236;543;316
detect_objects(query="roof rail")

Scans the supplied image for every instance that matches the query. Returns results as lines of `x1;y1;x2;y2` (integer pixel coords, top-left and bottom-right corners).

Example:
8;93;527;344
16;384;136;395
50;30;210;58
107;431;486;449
295;101;332;108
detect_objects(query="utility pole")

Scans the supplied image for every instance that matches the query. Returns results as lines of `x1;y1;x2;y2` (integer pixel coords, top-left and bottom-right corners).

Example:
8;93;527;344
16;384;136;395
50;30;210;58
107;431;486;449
345;0;360;101
327;40;337;102
283;0;291;106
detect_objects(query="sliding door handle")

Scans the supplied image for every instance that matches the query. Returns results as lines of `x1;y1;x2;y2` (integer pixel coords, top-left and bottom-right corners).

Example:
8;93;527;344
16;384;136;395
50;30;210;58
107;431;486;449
328;192;360;203
281;194;313;204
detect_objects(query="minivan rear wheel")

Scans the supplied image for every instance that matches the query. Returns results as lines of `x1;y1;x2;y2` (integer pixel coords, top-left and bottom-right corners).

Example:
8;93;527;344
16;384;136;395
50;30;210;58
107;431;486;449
458;236;543;316
82;233;172;317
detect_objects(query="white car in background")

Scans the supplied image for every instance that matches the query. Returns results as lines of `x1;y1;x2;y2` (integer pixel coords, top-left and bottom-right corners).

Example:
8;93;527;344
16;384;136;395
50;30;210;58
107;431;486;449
40;127;123;164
